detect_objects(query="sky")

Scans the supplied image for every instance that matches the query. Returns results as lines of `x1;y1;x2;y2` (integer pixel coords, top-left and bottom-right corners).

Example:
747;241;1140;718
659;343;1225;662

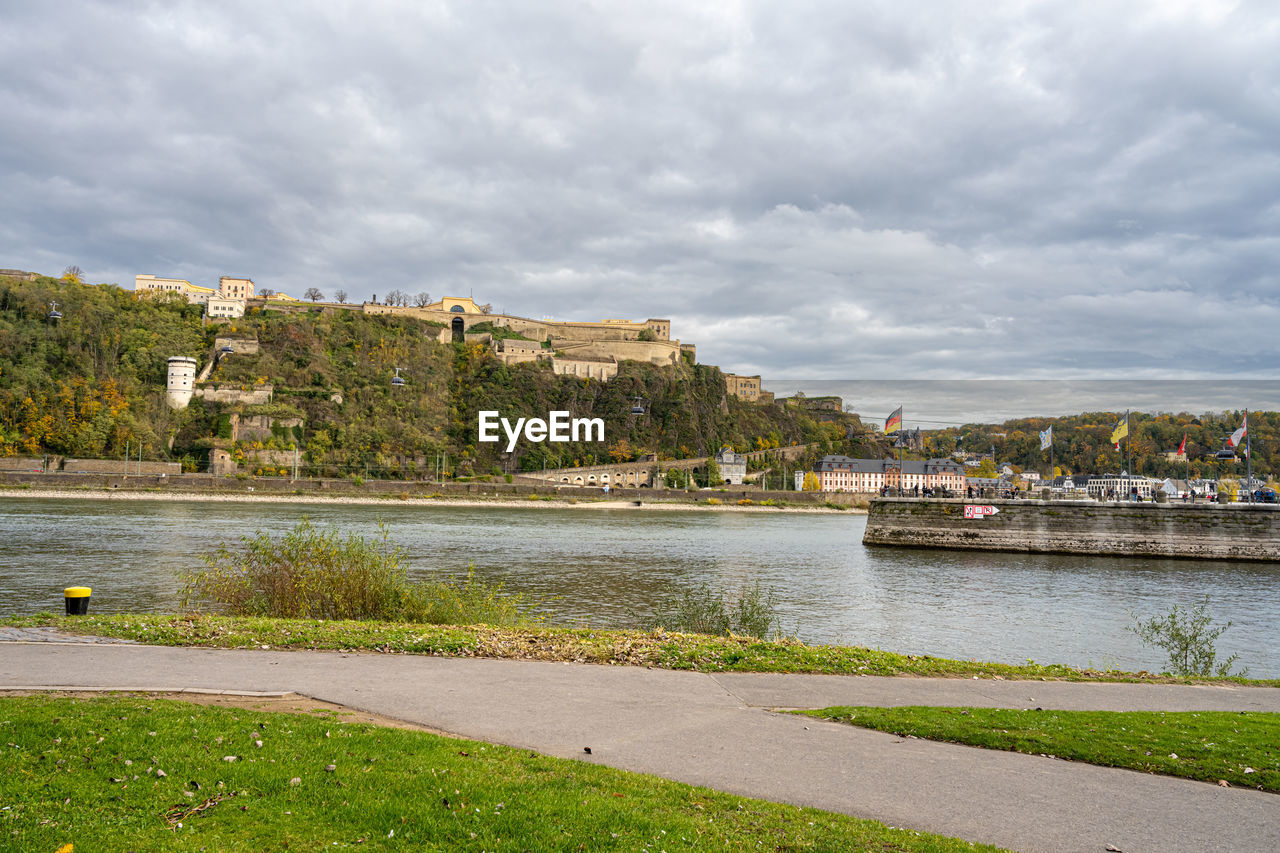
3;1;1279;387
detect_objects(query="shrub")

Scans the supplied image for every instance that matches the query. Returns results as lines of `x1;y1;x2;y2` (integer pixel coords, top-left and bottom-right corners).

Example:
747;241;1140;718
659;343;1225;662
645;580;782;640
183;521;546;627
182;521;413;620
737;499;754;506
415;565;548;627
706;497;722;506
1128;596;1246;677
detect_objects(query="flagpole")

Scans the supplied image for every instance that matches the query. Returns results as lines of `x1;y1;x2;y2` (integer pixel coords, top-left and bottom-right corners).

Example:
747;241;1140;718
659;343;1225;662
898;405;903;497
1126;409;1132;484
1246;409;1252;503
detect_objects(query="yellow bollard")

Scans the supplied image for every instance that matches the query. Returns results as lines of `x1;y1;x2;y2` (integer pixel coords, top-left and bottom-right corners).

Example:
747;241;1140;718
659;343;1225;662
64;586;91;615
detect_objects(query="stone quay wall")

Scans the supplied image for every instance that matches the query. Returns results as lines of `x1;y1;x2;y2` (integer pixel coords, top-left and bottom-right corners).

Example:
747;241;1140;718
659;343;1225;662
863;497;1280;561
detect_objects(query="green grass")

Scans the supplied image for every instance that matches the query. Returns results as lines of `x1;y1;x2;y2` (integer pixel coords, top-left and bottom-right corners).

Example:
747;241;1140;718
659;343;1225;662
0;695;1002;852
801;706;1280;792
7;613;1279;685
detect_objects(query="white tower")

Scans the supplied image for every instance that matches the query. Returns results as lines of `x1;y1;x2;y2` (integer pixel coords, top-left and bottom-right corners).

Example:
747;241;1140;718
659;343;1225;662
166;356;198;409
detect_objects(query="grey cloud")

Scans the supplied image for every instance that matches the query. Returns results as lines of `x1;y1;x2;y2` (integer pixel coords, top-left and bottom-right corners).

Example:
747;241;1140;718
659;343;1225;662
1;1;1278;380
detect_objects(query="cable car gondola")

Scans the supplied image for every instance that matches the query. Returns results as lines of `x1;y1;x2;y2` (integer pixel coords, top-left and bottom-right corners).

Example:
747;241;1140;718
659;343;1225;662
47;301;62;321
391;367;406;387
628;395;646;415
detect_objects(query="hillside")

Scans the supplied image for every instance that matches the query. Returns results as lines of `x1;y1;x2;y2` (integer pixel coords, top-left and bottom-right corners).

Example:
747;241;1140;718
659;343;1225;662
933;413;1278;481
0;275;853;478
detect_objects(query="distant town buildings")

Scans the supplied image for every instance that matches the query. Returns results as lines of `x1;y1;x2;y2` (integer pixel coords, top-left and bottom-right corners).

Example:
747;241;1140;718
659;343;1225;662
807;455;967;494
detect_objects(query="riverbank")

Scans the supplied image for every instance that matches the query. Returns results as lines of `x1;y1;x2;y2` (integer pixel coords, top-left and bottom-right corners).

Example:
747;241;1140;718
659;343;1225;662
0;484;862;513
6;613;1274;685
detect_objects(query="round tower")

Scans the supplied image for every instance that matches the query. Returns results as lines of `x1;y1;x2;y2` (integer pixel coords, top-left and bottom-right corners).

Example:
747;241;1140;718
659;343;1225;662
166;356;198;409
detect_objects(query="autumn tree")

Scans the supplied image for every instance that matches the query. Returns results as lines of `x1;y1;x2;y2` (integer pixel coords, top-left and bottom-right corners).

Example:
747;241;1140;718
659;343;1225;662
414;292;432;307
304;287;323;302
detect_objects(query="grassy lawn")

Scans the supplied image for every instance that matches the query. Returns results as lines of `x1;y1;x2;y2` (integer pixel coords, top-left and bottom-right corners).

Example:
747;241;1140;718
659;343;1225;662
6;612;1279;686
0;696;1003;852
801;706;1280;792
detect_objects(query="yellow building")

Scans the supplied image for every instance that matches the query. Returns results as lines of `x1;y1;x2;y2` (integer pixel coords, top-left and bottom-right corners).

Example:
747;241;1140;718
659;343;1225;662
724;373;762;402
219;276;255;299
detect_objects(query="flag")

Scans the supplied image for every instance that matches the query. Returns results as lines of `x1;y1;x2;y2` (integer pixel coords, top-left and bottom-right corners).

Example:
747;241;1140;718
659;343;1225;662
1228;417;1247;448
1110;414;1128;446
884;406;902;435
1039;427;1052;450
1177;434;1186;456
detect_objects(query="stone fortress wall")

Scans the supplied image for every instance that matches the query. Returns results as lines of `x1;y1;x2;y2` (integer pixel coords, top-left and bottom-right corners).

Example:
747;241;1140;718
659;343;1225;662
362;296;685;372
863;497;1280;561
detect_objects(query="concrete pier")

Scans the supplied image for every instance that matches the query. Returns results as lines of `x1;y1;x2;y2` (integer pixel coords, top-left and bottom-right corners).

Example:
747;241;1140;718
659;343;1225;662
863;497;1280;561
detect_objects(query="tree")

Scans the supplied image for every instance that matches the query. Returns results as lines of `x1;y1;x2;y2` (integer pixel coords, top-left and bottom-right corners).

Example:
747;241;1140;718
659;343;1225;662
259;288;276;299
304;287;323;302
414;292;432;307
479;303;492;314
704;455;722;486
334;289;347;303
61;265;84;284
1128;596;1245;677
802;471;821;491
974;458;997;478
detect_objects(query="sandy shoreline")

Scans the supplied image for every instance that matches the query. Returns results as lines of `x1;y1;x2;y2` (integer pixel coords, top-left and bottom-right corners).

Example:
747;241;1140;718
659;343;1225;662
0;487;864;514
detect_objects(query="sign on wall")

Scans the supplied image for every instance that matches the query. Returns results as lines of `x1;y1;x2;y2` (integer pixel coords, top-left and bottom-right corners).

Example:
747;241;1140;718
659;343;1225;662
964;505;1001;519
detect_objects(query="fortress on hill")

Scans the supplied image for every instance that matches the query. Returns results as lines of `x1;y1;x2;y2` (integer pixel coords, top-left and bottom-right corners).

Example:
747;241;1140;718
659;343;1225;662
363;295;696;382
137;271;775;397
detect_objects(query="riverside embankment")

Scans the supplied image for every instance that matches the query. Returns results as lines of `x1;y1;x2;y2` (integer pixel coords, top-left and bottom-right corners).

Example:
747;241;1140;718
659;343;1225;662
0;471;862;512
863;497;1280;561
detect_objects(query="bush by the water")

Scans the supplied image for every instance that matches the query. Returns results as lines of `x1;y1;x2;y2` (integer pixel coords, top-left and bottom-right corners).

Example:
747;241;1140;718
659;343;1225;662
1128;595;1246;677
182;520;544;627
645;580;783;639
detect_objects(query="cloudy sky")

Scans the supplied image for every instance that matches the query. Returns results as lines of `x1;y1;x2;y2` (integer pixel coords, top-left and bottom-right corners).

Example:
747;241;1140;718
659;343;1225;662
3;1;1279;386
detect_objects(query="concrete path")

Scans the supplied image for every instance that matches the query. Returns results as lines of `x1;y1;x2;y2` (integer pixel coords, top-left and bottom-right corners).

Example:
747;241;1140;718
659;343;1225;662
3;638;1279;853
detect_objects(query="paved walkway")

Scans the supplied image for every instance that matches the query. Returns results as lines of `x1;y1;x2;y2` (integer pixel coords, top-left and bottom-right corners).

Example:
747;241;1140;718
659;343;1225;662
3;635;1279;852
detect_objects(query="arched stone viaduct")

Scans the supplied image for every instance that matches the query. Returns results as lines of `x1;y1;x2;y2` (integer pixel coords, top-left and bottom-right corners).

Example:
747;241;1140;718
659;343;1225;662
525;444;813;488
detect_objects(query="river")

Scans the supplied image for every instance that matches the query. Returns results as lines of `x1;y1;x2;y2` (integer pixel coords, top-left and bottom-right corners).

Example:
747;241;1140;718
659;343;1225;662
1;497;1277;676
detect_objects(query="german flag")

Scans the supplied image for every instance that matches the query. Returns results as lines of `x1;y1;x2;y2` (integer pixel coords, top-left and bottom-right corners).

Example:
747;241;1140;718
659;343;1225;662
885;406;902;435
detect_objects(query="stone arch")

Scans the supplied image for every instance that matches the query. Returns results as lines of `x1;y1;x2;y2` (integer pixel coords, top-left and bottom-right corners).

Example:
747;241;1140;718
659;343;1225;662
561;477;570;483
573;476;584;485
451;316;465;343
587;474;597;483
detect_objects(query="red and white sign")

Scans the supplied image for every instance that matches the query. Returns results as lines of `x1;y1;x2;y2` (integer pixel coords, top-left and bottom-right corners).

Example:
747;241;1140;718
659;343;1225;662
964;505;1000;519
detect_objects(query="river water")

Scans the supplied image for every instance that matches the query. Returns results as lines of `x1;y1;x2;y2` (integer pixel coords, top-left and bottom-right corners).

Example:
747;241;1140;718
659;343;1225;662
1;497;1277;676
